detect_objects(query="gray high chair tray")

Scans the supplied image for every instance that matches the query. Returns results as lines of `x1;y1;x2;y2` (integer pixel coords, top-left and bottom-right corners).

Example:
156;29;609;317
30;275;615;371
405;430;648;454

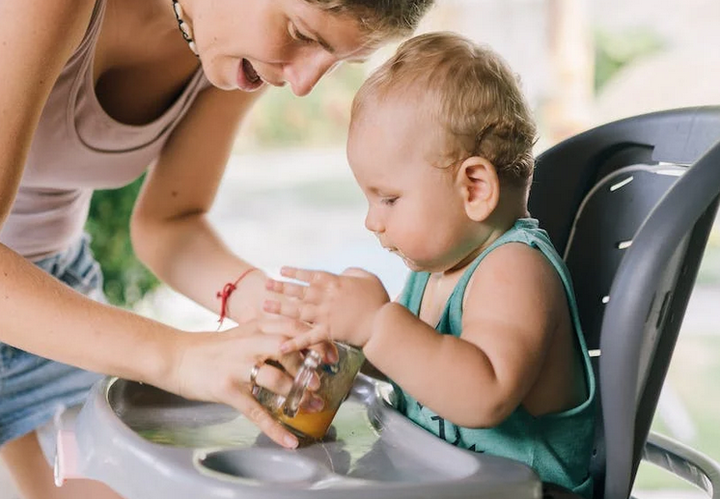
56;374;541;499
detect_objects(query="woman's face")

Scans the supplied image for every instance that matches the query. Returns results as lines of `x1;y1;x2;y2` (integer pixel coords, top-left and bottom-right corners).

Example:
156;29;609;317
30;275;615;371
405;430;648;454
190;0;376;96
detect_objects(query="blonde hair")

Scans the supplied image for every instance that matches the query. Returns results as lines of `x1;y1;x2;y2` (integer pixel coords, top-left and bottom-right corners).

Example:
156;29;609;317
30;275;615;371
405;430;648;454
304;0;435;41
352;32;537;187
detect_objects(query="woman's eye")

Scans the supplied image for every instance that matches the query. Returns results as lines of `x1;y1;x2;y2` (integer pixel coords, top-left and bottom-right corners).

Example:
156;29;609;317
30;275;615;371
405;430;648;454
290;23;314;44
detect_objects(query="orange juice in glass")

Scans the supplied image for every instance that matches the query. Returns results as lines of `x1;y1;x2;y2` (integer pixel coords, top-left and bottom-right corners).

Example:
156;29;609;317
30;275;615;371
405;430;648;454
256;342;364;443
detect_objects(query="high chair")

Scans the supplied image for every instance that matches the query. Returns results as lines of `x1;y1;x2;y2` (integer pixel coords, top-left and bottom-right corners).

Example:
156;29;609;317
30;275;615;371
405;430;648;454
529;106;720;498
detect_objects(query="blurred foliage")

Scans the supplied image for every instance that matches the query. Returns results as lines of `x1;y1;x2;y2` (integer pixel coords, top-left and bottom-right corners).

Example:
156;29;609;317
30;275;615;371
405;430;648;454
86;175;159;307
594;27;666;92
237;63;367;149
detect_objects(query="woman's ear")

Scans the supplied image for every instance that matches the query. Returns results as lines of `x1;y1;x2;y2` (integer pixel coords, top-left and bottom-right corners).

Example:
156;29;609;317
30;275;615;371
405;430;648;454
456;156;500;221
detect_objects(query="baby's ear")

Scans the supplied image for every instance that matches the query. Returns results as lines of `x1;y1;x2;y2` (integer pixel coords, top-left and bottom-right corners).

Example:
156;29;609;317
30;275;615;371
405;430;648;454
457;156;500;222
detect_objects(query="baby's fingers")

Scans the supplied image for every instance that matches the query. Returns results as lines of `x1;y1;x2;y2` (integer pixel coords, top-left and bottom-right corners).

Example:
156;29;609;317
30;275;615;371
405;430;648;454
263;297;317;323
280;267;336;286
309;341;339;364
266;278;309;300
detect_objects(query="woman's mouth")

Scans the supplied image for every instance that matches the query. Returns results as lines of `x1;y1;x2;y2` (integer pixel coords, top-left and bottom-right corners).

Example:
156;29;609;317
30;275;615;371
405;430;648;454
237;59;265;92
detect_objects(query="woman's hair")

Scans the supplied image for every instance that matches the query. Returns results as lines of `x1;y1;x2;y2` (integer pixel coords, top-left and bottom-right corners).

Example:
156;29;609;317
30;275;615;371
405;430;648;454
352;31;538;187
304;0;435;40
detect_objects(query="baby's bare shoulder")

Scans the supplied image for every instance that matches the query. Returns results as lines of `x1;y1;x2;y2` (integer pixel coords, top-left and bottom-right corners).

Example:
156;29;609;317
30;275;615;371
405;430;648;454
464;242;567;325
472;242;560;289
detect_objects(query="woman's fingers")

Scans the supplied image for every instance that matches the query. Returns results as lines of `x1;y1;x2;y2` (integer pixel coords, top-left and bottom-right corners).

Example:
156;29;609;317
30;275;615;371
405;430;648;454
258;315;311;337
230;392;298;449
280;326;329;353
253;362;295;397
230;328;289;356
276;349;306;378
299;390;325;413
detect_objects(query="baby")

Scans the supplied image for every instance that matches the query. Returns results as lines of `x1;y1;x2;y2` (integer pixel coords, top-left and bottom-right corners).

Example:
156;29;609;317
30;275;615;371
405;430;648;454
262;32;596;497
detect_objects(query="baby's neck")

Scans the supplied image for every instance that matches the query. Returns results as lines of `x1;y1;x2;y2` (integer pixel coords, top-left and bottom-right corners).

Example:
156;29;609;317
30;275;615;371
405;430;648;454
443;193;529;277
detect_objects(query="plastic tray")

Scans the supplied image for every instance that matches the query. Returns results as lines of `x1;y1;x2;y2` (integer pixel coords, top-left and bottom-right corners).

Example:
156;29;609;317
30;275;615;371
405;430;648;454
57;374;541;498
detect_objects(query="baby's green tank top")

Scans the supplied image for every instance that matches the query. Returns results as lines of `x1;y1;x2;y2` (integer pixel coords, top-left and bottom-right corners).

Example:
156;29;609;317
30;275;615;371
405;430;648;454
394;218;596;497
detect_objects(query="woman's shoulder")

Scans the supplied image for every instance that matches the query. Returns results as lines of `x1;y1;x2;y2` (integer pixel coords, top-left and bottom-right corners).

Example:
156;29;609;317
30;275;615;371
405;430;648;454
9;0;99;62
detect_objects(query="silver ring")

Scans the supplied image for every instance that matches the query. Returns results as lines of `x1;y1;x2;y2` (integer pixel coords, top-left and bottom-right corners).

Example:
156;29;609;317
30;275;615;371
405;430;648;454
249;363;261;388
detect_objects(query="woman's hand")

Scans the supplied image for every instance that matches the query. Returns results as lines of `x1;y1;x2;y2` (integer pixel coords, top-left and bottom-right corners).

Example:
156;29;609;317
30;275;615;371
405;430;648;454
262;266;390;352
166;321;303;449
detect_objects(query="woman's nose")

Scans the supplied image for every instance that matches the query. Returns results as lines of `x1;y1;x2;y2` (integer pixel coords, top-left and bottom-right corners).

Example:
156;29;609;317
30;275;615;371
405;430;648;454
284;52;339;97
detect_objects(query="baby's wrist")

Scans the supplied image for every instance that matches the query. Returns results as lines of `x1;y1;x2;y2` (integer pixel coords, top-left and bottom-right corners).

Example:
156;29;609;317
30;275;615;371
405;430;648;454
364;302;401;356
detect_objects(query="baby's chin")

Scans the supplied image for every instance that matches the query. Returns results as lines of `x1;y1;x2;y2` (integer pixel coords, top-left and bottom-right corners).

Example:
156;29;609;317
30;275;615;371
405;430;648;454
400;257;426;273
403;258;451;274
386;248;434;273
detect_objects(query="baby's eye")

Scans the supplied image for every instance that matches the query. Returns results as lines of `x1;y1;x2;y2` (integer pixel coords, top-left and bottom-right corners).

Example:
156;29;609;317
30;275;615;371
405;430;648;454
381;197;398;206
289;22;315;44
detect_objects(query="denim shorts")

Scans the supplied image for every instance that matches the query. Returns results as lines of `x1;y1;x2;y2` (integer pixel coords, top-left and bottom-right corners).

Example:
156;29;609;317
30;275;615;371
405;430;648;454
0;235;105;447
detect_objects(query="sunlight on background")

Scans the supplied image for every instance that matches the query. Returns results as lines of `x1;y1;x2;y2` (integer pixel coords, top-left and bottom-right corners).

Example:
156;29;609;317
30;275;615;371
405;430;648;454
128;2;720;497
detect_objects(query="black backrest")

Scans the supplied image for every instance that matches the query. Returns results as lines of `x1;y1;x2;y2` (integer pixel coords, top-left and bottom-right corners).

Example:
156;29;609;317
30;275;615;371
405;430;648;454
528;107;720;499
562;165;681;355
599;139;720;499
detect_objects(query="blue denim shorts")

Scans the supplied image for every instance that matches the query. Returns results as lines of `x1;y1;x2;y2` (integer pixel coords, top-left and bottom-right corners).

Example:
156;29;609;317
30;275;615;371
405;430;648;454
0;235;105;447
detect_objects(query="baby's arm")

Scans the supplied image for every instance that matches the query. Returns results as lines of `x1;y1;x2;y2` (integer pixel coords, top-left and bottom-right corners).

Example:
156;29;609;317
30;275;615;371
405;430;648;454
366;243;563;428
263;244;563;429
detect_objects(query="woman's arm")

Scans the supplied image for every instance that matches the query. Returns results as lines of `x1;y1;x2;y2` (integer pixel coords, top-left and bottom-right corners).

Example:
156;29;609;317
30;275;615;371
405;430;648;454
130;85;269;324
0;0;95;224
0;250;298;446
0;0;147;367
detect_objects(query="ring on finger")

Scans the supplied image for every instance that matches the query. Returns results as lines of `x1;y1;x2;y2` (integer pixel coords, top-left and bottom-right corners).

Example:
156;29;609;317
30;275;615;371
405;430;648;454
249;362;262;388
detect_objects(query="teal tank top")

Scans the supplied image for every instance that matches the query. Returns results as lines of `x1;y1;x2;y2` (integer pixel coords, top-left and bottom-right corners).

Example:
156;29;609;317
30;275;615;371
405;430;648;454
393;218;596;497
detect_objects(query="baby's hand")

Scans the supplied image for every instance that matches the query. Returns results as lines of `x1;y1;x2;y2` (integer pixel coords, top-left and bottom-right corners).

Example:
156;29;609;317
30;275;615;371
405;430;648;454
262;266;390;352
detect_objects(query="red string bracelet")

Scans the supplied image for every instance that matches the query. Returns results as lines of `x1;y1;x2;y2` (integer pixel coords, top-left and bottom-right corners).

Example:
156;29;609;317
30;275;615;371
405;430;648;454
216;267;258;327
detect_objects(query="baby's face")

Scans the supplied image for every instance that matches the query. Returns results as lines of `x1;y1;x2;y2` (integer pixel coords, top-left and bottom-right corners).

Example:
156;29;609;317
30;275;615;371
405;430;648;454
347;99;482;273
191;0;375;96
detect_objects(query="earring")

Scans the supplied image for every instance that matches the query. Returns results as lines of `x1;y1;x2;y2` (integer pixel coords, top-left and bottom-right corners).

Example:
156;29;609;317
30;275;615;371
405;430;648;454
171;0;199;56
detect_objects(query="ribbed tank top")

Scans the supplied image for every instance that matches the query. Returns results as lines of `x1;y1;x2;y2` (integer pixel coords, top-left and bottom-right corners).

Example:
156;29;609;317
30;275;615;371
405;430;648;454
0;0;210;259
394;218;596;497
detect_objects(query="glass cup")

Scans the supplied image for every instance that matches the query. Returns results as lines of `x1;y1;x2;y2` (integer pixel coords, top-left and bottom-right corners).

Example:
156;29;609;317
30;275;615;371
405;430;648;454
255;342;365;442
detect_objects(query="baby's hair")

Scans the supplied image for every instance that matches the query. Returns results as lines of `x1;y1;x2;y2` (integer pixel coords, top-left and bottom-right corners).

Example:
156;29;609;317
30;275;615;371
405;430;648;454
352;31;537;187
304;0;435;41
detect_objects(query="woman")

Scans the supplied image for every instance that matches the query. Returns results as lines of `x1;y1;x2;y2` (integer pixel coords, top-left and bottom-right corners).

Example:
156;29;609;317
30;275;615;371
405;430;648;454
0;0;434;497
